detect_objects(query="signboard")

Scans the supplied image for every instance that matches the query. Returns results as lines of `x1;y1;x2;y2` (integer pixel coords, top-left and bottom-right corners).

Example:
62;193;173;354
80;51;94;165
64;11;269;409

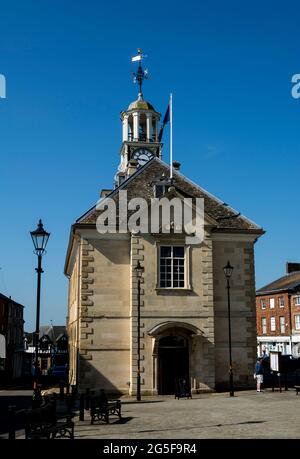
270;351;281;372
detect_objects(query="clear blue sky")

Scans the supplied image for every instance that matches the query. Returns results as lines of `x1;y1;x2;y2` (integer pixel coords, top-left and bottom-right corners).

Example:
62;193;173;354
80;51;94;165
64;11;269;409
0;0;300;331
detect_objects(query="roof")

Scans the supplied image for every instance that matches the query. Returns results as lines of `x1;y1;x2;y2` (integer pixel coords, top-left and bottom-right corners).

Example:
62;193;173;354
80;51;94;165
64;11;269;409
256;271;300;295
39;325;67;342
127;98;155;111
76;157;264;232
25;325;67;344
64;157;264;275
0;292;25;308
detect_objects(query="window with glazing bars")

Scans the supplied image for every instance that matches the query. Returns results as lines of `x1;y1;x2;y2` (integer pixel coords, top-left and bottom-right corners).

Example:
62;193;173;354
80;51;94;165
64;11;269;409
159;246;185;288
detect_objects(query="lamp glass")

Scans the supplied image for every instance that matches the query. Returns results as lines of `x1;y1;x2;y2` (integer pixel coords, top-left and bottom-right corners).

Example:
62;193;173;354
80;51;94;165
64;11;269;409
30;219;50;255
223;261;234;279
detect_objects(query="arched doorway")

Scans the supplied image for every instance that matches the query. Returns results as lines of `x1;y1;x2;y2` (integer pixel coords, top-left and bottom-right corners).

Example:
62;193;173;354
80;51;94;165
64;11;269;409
158;335;189;395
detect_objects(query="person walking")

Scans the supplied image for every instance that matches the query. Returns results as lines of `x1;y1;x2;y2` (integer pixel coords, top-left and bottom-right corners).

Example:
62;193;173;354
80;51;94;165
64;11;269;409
255;357;264;392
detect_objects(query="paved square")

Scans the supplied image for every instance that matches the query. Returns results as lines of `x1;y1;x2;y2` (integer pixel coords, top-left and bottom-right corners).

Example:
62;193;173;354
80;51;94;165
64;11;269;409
70;389;300;439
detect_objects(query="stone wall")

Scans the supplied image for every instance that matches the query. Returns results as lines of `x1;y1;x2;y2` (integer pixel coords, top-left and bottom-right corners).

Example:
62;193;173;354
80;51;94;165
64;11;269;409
212;237;257;389
78;236;131;394
130;231;216;394
66;231;259;394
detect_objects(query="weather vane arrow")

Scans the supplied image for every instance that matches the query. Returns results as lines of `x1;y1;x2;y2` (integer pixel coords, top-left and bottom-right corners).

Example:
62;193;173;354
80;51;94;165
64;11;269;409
131;49;149;97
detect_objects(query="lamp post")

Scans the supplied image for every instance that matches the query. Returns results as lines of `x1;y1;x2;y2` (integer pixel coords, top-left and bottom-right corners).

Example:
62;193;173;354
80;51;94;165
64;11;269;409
223;260;234;397
134;260;144;401
30;219;50;406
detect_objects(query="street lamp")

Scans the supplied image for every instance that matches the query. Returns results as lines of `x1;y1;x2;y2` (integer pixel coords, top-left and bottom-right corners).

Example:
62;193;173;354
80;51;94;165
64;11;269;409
30;219;50;406
223;260;234;397
134;260;144;401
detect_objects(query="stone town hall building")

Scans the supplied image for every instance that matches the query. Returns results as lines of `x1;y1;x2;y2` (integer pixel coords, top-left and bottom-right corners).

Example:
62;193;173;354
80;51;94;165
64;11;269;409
65;58;264;395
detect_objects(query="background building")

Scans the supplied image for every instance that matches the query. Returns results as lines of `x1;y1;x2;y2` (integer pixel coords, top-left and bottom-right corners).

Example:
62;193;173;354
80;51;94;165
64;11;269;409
0;293;24;381
24;324;68;376
65;58;264;395
256;262;300;357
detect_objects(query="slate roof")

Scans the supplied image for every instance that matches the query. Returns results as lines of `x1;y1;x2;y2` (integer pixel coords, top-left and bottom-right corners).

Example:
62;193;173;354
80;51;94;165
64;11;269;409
256;271;300;295
25;325;67;344
76;157;263;233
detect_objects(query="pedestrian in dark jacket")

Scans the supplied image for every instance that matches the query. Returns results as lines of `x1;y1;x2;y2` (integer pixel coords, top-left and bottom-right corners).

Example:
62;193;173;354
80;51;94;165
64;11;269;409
255;357;264;392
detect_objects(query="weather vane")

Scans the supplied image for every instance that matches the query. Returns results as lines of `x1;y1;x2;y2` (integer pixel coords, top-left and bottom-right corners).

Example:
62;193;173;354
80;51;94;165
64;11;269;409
131;48;149;97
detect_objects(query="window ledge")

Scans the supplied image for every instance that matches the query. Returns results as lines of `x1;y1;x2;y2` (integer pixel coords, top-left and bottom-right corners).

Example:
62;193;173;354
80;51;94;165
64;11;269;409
155;286;193;292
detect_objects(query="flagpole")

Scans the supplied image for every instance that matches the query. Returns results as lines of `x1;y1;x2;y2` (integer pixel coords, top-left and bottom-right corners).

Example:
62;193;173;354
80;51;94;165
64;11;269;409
170;93;173;180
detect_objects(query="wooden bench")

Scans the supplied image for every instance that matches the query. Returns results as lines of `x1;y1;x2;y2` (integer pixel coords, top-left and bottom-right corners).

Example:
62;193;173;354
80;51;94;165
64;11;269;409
295;385;300;395
90;391;121;424
25;402;74;439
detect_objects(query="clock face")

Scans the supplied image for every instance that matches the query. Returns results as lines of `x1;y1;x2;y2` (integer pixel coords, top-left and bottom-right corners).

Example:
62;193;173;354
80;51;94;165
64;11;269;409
132;148;153;166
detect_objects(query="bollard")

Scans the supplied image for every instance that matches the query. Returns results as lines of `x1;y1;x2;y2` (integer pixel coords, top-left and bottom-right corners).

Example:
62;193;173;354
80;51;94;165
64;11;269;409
59;380;65;401
85;388;90;410
71;384;77;397
71;385;77;406
278;373;282;393
79;393;85;421
66;383;70;395
71;385;77;410
90;396;95;421
52;392;57;411
65;395;72;413
284;372;288;391
8;405;16;440
32;385;42;409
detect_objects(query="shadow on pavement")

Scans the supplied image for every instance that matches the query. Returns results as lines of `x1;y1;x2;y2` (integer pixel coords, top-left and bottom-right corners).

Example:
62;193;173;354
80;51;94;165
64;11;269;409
121;400;165;405
138;420;266;433
90;416;134;426
112;416;134;424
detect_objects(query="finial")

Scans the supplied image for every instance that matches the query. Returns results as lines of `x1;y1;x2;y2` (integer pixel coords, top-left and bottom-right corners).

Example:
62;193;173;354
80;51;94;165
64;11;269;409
131;49;149;97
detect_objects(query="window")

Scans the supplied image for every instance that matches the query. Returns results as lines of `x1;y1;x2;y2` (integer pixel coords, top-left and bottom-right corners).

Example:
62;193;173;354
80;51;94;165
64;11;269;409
260;299;266;309
295;315;300;330
262;317;267;334
270;316;276;332
279;297;285;308
159;246;185;288
270;298;275;309
280;316;286;334
154;184;167;198
295;296;300;306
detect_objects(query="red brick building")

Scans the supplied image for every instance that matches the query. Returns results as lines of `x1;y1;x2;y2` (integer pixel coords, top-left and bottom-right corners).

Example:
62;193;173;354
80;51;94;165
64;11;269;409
256;263;300;357
0;293;25;380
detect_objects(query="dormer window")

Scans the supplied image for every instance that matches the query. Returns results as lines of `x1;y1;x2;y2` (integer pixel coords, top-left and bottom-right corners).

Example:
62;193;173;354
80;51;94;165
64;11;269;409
154;184;167;198
153;175;171;198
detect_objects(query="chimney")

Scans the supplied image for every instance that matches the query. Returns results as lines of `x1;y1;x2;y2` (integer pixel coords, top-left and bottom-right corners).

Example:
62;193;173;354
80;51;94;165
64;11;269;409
100;189;112;198
127;159;138;177
172;160;181;171
286;262;300;274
